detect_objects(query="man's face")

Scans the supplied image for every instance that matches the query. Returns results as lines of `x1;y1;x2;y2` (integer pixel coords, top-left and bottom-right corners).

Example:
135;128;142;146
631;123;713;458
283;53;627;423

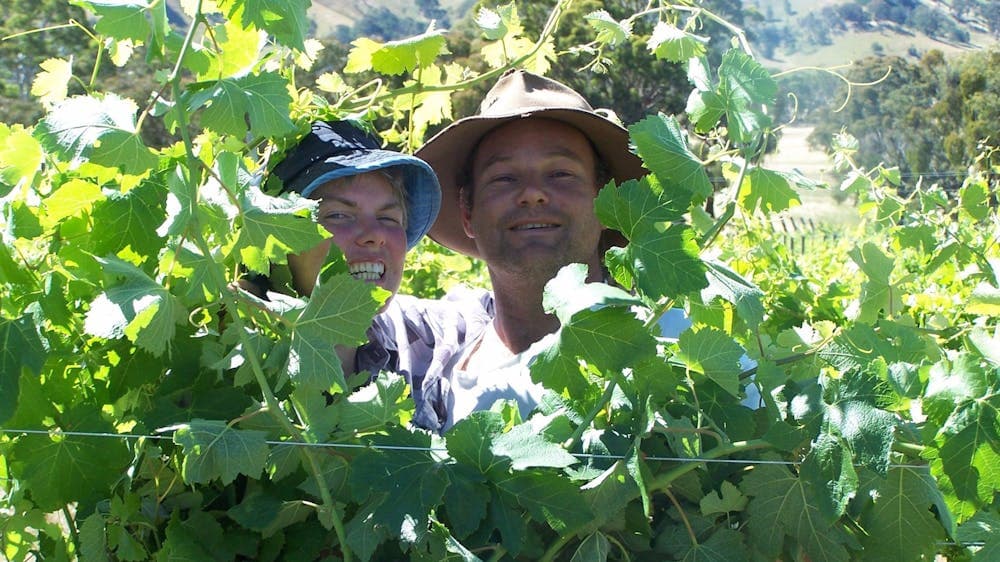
288;171;407;301
462;118;605;283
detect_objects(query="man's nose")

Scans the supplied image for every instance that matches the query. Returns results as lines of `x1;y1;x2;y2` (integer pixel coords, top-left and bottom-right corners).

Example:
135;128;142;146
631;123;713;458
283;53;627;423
516;179;549;206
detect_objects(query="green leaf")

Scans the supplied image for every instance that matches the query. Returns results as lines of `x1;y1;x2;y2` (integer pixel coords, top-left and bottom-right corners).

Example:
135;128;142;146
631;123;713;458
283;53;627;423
627;223;709;300
571;531;611;562
42;178;105;226
82;0;150;42
586;10;631;47
717;49;776;143
595;175;692;242
350;428;448;542
192;72;294;139
967;282;1000;316
10;407;132;511
233;185;326;275
700;481;748;516
679;528;746;562
848;243;900;323
497;470;595;533
542;264;642;324
34;94;157;174
446;411;510;475
648;22;708;62
800;433;858;521
442;463;489;539
91;181;167;256
686;89;727;133
739;167;800;213
31;57;73;106
533;305;656;396
169;418;270;485
858;467;947;561
84;256;182;357
288;274;381;393
345;29;448;75
79;513;109;562
217;0;309;51
199;17;265;80
826;399;896;475
702;259;765;328
959;177;990;221
339;373;410;432
227;493;313;537
742;464;852;562
0;123;44;196
492;418;578;470
0;315;47;425
675;328;744;396
956;511;1000;562
629;113;712;199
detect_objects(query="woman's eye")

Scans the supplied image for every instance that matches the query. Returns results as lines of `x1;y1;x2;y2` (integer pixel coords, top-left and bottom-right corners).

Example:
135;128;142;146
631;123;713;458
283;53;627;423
379;215;403;225
323;212;351;221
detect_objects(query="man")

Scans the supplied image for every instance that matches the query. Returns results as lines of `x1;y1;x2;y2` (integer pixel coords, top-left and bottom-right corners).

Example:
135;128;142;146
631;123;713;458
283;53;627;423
414;69;648;430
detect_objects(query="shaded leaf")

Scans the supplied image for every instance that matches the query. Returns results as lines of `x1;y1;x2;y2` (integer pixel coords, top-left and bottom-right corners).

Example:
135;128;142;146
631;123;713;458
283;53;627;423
169;419;269;485
0;315;47;425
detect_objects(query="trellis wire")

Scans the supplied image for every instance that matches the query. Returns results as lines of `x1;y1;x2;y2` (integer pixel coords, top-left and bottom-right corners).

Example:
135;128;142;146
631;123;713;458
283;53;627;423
0;427;929;469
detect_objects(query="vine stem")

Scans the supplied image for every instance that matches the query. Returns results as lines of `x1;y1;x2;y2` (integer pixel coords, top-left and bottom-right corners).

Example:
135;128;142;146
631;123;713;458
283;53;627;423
563;378;617;451
538;439;771;562
163;3;350;559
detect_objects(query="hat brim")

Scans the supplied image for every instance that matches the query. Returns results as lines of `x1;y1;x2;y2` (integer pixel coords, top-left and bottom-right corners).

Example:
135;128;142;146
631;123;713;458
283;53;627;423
300;149;441;250
417;108;647;257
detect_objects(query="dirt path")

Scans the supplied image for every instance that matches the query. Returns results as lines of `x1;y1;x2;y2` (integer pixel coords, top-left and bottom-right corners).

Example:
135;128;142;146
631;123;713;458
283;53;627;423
763;125;859;226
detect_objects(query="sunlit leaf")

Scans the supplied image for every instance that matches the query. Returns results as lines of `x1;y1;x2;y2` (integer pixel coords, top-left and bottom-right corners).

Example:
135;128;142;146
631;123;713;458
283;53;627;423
31;58;73;106
169;419;269;485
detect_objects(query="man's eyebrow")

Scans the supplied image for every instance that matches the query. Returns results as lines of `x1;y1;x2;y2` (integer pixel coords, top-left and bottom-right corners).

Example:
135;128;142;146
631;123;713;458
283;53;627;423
477;146;587;172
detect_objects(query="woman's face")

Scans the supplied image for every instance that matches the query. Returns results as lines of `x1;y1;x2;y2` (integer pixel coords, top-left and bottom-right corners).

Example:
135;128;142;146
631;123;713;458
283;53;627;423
288;171;407;301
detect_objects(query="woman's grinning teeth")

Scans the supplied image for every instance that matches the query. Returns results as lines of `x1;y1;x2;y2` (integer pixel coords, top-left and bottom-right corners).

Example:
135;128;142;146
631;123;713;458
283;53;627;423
349;261;384;281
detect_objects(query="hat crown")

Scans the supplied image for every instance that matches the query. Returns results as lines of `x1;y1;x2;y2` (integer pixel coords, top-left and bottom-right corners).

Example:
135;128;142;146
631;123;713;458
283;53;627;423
478;69;594;117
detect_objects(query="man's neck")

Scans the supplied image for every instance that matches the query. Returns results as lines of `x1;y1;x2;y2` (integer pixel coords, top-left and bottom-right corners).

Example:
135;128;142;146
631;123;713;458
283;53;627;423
488;272;560;355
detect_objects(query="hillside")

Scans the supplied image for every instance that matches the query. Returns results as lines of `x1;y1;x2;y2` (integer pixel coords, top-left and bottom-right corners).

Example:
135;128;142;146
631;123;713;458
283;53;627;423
745;0;997;70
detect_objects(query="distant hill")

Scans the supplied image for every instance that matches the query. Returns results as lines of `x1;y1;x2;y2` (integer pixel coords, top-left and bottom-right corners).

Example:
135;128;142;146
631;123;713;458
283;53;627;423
744;0;997;70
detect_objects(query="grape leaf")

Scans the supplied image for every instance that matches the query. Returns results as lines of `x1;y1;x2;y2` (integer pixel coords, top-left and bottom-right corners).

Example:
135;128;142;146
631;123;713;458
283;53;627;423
0;315;47;425
571;531;611;562
959;178;990;221
227;493;313;537
542;263;643;325
716;49;776;143
233;185;326;275
702;259;765;329
84;256;182;357
82;0;149;42
217;0;309;51
956;511;1000;562
800;433;858;521
678;528;746;562
91;181;167;256
31;58;73;106
491;418;578;470
34;94;157;174
595;175;692;242
627;223;709;300
345;29;448;75
191;72;294;140
446;411;512;476
967;282;1000;316
686;88;727;134
0;123;44;196
442;463;489;539
742;464;852;562
169;419;269;485
629;113;712;199
848;243;900;323
675;327;744;396
79;513;108;562
586;10;631;47
648;22;708;62
700;481;748;516
200;18;264;80
350;429;448;542
288;274;381;393
10;407;131;511
339;373;410;432
41;178;105;227
858;467;947;561
739;167;800;213
497;469;595;533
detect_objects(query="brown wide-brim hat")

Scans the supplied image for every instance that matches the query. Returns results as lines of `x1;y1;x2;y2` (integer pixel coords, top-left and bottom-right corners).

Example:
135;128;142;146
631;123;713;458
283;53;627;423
416;68;648;257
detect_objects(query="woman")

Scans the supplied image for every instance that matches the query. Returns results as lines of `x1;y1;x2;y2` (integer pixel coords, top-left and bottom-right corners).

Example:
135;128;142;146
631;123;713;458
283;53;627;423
268;120;490;412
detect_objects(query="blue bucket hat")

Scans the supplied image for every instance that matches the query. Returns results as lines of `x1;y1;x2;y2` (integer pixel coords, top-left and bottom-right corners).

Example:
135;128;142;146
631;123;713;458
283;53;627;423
273;120;441;249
